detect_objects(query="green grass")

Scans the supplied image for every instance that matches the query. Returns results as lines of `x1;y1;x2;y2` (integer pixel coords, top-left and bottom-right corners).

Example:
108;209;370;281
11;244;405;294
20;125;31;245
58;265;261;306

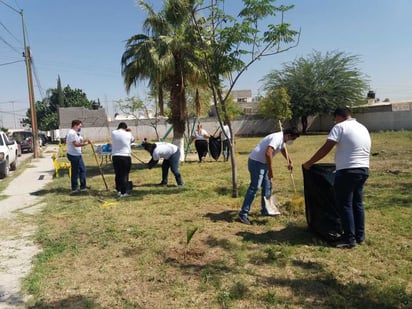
19;131;412;308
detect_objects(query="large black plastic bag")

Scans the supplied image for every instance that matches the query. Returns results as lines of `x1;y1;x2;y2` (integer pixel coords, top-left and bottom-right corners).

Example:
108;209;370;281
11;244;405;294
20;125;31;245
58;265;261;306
302;163;342;241
209;136;221;161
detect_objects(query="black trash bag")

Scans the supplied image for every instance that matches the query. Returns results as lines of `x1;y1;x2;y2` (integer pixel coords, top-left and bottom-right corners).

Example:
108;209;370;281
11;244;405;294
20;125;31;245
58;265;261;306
302;163;342;241
209;136;221;161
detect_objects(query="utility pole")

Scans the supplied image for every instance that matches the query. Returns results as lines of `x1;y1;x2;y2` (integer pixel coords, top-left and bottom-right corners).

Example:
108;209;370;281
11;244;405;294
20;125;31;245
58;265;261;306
21;10;39;158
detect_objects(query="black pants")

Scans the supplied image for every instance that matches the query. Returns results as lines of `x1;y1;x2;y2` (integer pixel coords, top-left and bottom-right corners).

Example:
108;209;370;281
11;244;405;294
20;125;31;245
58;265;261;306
112;156;131;194
195;140;208;161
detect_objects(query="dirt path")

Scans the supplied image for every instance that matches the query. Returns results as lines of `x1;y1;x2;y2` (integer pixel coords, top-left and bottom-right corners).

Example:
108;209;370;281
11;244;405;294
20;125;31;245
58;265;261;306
0;146;56;308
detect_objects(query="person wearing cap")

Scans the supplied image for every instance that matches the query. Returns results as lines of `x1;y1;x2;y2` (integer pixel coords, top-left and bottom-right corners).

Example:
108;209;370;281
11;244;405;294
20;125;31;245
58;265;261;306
142;139;184;186
111;122;134;197
238;127;300;225
303;107;371;248
66;119;91;194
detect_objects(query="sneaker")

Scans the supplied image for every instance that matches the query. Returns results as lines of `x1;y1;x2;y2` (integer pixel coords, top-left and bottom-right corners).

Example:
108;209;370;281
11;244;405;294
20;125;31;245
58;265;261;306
331;240;356;249
238;214;252;225
117;191;122;197
70;189;80;195
80;188;88;192
158;182;167;187
119;193;130;198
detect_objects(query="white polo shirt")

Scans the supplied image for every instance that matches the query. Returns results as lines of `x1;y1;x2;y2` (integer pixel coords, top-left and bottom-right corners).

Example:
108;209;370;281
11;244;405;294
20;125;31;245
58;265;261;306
66;129;82;156
152;142;178;160
328;118;371;170
111;129;134;156
249;132;284;164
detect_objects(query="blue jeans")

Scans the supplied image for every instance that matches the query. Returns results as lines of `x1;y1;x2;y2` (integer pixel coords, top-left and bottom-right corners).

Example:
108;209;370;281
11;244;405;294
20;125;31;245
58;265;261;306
162;150;183;185
334;169;369;244
240;158;271;216
67;154;87;191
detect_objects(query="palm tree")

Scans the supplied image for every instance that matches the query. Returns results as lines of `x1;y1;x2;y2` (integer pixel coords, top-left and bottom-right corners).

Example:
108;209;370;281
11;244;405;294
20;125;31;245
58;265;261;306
122;0;201;140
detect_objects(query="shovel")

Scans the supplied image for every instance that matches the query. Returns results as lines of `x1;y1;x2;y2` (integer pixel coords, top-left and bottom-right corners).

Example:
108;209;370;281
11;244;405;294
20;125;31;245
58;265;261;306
263;186;281;216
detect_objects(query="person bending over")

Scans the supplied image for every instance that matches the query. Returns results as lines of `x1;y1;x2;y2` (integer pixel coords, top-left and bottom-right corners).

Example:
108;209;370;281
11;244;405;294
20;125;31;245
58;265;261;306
239;127;300;225
142;139;184;187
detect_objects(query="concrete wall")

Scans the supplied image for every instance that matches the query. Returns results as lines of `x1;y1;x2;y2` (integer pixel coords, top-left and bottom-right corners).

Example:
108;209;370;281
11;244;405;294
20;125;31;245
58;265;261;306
70;117;278;143
308;102;412;132
58;104;412;143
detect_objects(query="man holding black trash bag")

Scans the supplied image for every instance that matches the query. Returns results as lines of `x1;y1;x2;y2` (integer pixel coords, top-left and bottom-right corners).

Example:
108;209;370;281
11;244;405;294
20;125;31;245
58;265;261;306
303;107;371;249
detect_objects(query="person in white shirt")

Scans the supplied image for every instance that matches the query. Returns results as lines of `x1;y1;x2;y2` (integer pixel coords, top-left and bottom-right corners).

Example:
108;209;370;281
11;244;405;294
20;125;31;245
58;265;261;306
303;106;371;248
111;122;134;197
239;127;300;225
191;123;210;162
66;120;91;194
219;120;232;161
142;139;184;186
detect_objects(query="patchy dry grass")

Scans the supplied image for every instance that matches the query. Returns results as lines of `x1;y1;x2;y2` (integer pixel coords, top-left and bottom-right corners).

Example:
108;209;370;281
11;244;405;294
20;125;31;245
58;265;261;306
23;131;411;308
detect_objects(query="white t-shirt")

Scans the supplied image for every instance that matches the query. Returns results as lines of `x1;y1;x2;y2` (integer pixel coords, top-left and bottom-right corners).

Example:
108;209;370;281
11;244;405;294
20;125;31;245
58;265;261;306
328;118;371;170
111;129;134;156
192;129;209;141
222;125;231;141
249;132;284;164
152;142;178;160
66;128;82;156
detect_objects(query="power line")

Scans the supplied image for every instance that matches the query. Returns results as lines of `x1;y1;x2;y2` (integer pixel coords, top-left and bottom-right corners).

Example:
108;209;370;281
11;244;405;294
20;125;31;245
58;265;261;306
0;34;21;54
0;0;20;13
0;59;24;66
30;56;45;99
0;22;22;44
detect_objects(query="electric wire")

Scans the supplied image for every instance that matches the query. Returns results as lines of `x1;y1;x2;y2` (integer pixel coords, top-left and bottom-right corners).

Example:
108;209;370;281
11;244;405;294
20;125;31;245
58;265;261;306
31;57;45;99
0;21;22;44
0;59;24;66
0;34;21;54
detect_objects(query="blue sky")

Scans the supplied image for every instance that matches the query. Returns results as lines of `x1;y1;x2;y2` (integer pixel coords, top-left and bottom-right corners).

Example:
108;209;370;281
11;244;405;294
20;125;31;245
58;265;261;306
1;0;411;129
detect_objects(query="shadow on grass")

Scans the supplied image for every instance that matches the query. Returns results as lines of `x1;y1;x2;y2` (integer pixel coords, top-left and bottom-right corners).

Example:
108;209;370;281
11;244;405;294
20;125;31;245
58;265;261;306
170;244;410;308
204;210;238;222
236;225;315;246
30;183;186;200
261;261;411;308
28;295;100;308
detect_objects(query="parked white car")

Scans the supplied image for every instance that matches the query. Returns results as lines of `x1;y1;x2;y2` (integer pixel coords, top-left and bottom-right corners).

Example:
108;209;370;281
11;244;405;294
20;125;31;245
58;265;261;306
0;131;18;179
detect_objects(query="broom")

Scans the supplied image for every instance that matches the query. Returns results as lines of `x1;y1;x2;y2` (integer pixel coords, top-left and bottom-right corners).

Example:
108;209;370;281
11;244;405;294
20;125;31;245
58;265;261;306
279;121;305;214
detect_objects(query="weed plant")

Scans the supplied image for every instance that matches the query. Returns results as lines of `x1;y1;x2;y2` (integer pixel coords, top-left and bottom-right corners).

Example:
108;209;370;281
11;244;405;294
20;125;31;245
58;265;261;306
22;131;411;308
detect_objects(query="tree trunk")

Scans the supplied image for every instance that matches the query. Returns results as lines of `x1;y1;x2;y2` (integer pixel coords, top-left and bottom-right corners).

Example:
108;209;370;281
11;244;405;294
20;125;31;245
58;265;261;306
227;122;238;198
170;66;186;141
301;115;308;134
195;88;200;117
158;84;164;116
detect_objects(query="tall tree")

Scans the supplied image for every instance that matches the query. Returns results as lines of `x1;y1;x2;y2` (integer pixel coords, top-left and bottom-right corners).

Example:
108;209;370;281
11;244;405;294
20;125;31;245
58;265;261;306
122;0;202;141
189;0;300;197
258;86;292;124
22;79;93;130
262;50;369;133
122;0;300;197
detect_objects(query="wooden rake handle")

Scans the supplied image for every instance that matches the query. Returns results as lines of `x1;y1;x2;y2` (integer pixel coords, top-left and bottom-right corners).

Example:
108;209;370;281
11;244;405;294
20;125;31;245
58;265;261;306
279;120;297;194
90;143;109;191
